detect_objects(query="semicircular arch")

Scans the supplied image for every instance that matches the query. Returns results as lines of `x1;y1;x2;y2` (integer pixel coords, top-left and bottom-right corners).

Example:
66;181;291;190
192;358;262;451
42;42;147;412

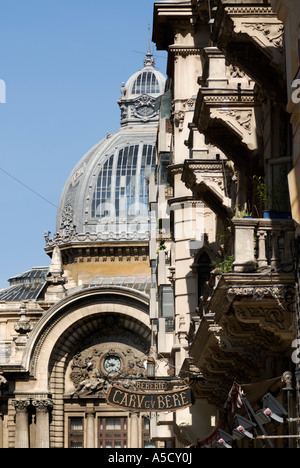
23;287;150;392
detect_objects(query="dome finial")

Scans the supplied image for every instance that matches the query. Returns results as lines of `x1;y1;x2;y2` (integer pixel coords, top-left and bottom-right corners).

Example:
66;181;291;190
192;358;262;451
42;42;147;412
144;24;155;67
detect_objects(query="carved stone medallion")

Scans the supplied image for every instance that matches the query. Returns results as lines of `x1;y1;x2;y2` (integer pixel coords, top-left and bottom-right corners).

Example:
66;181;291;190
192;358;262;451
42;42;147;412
67;341;148;398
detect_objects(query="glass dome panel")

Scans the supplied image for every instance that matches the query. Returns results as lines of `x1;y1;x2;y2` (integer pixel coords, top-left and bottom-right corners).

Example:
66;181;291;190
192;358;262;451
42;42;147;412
91;144;155;220
132;72;160;95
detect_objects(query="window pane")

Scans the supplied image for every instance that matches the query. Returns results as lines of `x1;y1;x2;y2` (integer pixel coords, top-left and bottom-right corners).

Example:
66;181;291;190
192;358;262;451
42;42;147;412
99;417;127;449
69;417;84;449
106;418;121;430
71;441;83;449
70;417;83;431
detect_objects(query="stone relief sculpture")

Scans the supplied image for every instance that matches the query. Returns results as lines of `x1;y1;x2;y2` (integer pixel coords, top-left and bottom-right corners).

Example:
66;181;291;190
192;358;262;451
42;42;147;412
67;326;149;398
70;360;108;396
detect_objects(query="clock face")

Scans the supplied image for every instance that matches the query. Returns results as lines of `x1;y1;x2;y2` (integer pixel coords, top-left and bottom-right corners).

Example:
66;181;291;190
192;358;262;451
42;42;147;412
104;356;121;374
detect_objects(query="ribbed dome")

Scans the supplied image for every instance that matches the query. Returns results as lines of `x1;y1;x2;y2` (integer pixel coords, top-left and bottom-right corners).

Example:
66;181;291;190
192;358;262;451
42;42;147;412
56;126;158;242
124;54;166;100
54;54;166;245
118;52;166;127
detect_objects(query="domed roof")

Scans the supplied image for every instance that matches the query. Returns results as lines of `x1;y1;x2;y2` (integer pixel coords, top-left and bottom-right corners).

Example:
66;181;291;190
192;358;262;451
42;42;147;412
124;52;166;100
52;53;166;246
56;126;157;242
118;51;166;127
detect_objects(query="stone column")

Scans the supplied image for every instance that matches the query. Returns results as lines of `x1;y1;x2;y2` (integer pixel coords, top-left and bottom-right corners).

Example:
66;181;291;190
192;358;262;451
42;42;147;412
130;413;140;448
257;229;268;268
85;407;95;449
32;399;53;449
12;399;30;448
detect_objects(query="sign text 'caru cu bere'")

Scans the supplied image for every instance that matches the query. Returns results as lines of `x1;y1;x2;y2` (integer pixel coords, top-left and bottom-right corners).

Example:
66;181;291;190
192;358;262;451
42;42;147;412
106;385;193;412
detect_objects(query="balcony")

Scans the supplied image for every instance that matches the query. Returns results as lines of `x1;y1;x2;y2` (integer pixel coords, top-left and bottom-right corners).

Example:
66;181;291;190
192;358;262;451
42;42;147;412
181;159;234;227
193;47;262;174
211;0;286;101
233;217;295;273
188;217;295;403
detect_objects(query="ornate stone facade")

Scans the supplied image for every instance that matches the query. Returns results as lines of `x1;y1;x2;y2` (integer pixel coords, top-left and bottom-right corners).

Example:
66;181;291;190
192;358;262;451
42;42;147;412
1;0;299;449
0;49;170;449
151;0;299;448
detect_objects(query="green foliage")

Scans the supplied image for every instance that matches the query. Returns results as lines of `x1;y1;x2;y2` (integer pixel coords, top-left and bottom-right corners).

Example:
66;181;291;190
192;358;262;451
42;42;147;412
253;175;268;206
213;255;235;274
157;241;166;251
233;203;252;218
253;175;287;211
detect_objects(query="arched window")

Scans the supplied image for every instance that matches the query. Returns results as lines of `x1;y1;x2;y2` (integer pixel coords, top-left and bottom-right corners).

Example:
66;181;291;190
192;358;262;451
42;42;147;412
132;72;160;95
91;144;155;219
196;252;212;303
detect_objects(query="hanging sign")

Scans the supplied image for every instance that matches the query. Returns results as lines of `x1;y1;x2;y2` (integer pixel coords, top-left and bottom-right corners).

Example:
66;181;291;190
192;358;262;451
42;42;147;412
135;380;169;391
106;385;193;412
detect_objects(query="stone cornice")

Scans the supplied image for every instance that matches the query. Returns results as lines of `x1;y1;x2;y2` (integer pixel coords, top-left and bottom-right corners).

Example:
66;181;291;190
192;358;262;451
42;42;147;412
45;244;149;267
169;44;203;56
224;6;275;16
45;235;150;253
199;88;258;106
153;1;209;50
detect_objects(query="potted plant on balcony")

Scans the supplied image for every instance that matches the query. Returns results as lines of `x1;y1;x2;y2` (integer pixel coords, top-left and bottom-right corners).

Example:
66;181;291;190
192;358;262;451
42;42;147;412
253;175;291;219
233;203;253;219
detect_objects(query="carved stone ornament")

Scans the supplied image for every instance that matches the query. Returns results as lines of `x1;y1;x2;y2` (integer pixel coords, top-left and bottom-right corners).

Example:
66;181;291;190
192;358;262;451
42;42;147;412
174;111;185;131
242;22;284;51
60;199;76;235
72;164;85;186
68;341;148;398
132;95;157;120
229;65;246;79
14;303;33;337
32;399;53;413
11;399;30;413
216;109;252;135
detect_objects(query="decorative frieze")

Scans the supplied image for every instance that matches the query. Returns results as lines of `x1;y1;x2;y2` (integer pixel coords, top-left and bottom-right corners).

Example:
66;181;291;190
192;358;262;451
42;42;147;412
45;244;149;265
169;45;203;57
45;229;150;249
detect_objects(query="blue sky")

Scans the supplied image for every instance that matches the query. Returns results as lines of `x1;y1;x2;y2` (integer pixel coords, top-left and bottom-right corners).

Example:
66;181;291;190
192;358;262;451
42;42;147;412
0;0;167;289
